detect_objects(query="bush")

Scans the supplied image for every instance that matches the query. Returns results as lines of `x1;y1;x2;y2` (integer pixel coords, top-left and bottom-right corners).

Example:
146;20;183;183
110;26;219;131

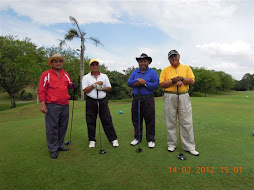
19;90;32;100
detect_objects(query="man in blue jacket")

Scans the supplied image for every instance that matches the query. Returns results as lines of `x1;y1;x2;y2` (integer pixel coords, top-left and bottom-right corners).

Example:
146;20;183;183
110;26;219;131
128;53;159;148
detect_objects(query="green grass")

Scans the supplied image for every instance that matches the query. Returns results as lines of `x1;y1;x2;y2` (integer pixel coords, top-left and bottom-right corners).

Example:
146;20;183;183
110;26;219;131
0;91;254;189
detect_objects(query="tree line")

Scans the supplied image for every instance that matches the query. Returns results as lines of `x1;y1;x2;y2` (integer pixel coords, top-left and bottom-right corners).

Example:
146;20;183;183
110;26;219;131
0;35;253;108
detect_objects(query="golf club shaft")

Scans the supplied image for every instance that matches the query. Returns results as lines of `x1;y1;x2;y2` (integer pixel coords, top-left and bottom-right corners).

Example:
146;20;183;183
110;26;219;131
138;87;141;149
97;90;103;150
177;86;182;153
69;89;75;139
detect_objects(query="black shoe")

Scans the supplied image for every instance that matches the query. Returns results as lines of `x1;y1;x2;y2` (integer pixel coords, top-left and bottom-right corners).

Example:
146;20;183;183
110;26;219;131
50;151;58;159
58;147;69;151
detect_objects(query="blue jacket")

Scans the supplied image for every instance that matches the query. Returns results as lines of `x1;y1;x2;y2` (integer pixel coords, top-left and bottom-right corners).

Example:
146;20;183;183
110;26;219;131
127;68;159;96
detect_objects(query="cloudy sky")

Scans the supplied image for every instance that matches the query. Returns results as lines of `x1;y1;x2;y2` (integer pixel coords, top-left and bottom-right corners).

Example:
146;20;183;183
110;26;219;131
0;0;253;80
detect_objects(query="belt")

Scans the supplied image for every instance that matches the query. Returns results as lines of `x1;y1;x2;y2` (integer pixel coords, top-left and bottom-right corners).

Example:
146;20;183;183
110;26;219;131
86;96;106;100
133;94;154;98
164;91;188;95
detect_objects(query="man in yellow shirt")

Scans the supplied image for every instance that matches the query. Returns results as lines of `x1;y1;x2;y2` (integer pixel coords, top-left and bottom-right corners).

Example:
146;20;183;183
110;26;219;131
160;50;199;156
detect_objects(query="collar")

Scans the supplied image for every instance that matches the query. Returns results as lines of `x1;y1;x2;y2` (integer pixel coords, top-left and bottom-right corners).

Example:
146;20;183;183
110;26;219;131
91;71;100;75
138;67;149;73
170;63;181;69
51;68;64;75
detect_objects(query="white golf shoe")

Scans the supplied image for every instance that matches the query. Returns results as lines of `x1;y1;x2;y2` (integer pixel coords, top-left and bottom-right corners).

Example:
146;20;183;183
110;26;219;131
148;141;155;148
168;146;176;152
188;150;199;156
112;139;119;147
130;139;139;146
89;141;96;148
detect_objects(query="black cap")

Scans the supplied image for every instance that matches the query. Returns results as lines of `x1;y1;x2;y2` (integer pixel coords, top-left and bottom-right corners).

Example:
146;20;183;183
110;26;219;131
168;50;180;58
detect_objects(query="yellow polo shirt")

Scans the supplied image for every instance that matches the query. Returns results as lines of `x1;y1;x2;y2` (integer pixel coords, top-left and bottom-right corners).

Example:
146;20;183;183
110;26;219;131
160;63;195;92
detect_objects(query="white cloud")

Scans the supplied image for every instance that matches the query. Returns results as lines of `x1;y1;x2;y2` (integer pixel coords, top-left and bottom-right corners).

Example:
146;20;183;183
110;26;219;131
196;40;253;63
1;0;121;25
137;47;154;56
117;0;237;40
0;13;60;47
209;61;254;80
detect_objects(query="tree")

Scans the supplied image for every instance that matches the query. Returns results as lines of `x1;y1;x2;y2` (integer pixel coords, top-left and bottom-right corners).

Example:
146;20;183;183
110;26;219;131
234;73;254;91
216;71;235;91
29;47;47;103
193;67;220;97
150;67;163;97
60;16;103;100
0;35;42;108
106;70;129;100
123;66;137;97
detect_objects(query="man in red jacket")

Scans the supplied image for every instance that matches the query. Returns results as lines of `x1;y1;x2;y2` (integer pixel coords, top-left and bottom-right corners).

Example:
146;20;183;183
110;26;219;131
38;53;74;159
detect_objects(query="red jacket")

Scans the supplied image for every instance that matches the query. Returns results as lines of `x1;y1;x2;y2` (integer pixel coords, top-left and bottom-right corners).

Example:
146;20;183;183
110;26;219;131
38;69;73;105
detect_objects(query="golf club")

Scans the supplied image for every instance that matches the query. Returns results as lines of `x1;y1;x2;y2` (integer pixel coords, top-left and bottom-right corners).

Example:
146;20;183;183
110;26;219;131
97;89;106;154
64;86;76;146
177;86;187;161
136;87;142;153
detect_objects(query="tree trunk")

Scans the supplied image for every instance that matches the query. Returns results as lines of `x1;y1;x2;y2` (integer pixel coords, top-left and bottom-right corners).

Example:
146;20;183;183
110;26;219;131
37;93;39;104
80;37;85;100
10;95;16;108
33;86;39;103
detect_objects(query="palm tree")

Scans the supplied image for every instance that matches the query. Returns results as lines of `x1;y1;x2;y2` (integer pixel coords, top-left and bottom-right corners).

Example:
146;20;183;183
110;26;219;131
60;16;103;100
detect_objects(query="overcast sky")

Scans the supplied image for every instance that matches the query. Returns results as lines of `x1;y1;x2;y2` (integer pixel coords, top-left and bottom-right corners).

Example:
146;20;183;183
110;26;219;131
0;0;253;80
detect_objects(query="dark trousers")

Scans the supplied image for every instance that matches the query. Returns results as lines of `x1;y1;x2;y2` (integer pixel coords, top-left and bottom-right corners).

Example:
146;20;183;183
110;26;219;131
131;95;155;142
86;96;117;142
45;103;69;152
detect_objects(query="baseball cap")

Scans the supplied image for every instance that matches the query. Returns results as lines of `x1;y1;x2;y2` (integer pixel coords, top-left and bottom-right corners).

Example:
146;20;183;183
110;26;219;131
168;50;180;58
89;59;99;65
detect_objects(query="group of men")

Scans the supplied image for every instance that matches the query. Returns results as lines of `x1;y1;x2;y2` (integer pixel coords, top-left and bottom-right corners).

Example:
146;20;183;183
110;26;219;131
38;50;199;159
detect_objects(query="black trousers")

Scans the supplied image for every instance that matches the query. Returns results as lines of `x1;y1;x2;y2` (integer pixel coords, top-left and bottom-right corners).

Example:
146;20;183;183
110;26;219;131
86;96;117;142
45;103;69;152
131;95;155;142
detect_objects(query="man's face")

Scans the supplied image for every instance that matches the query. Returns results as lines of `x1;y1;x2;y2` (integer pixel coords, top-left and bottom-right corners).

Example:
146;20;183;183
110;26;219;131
168;54;180;67
89;62;100;72
50;59;64;70
138;59;149;71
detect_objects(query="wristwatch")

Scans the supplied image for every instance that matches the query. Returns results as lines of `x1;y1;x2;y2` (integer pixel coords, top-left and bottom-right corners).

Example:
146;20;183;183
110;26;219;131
180;77;184;82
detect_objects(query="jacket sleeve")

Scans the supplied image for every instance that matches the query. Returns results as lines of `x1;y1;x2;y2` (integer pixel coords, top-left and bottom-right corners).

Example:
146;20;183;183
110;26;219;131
63;72;73;89
146;70;159;91
127;70;137;87
38;72;49;102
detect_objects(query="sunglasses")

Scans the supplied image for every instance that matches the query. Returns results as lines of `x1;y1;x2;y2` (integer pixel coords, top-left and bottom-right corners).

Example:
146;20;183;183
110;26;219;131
52;59;64;63
90;62;99;66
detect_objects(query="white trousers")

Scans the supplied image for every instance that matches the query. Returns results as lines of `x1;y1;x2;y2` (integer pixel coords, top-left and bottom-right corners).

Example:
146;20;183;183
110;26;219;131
163;93;196;151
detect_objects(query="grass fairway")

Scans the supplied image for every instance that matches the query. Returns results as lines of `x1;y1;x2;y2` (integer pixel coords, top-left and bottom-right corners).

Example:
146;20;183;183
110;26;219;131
0;91;253;189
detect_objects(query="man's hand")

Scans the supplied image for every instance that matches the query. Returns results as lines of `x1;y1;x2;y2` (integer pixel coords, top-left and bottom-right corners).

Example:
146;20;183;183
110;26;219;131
133;82;140;87
176;81;184;87
171;76;181;84
71;82;78;90
40;101;48;114
94;84;103;91
94;81;103;85
137;78;146;85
